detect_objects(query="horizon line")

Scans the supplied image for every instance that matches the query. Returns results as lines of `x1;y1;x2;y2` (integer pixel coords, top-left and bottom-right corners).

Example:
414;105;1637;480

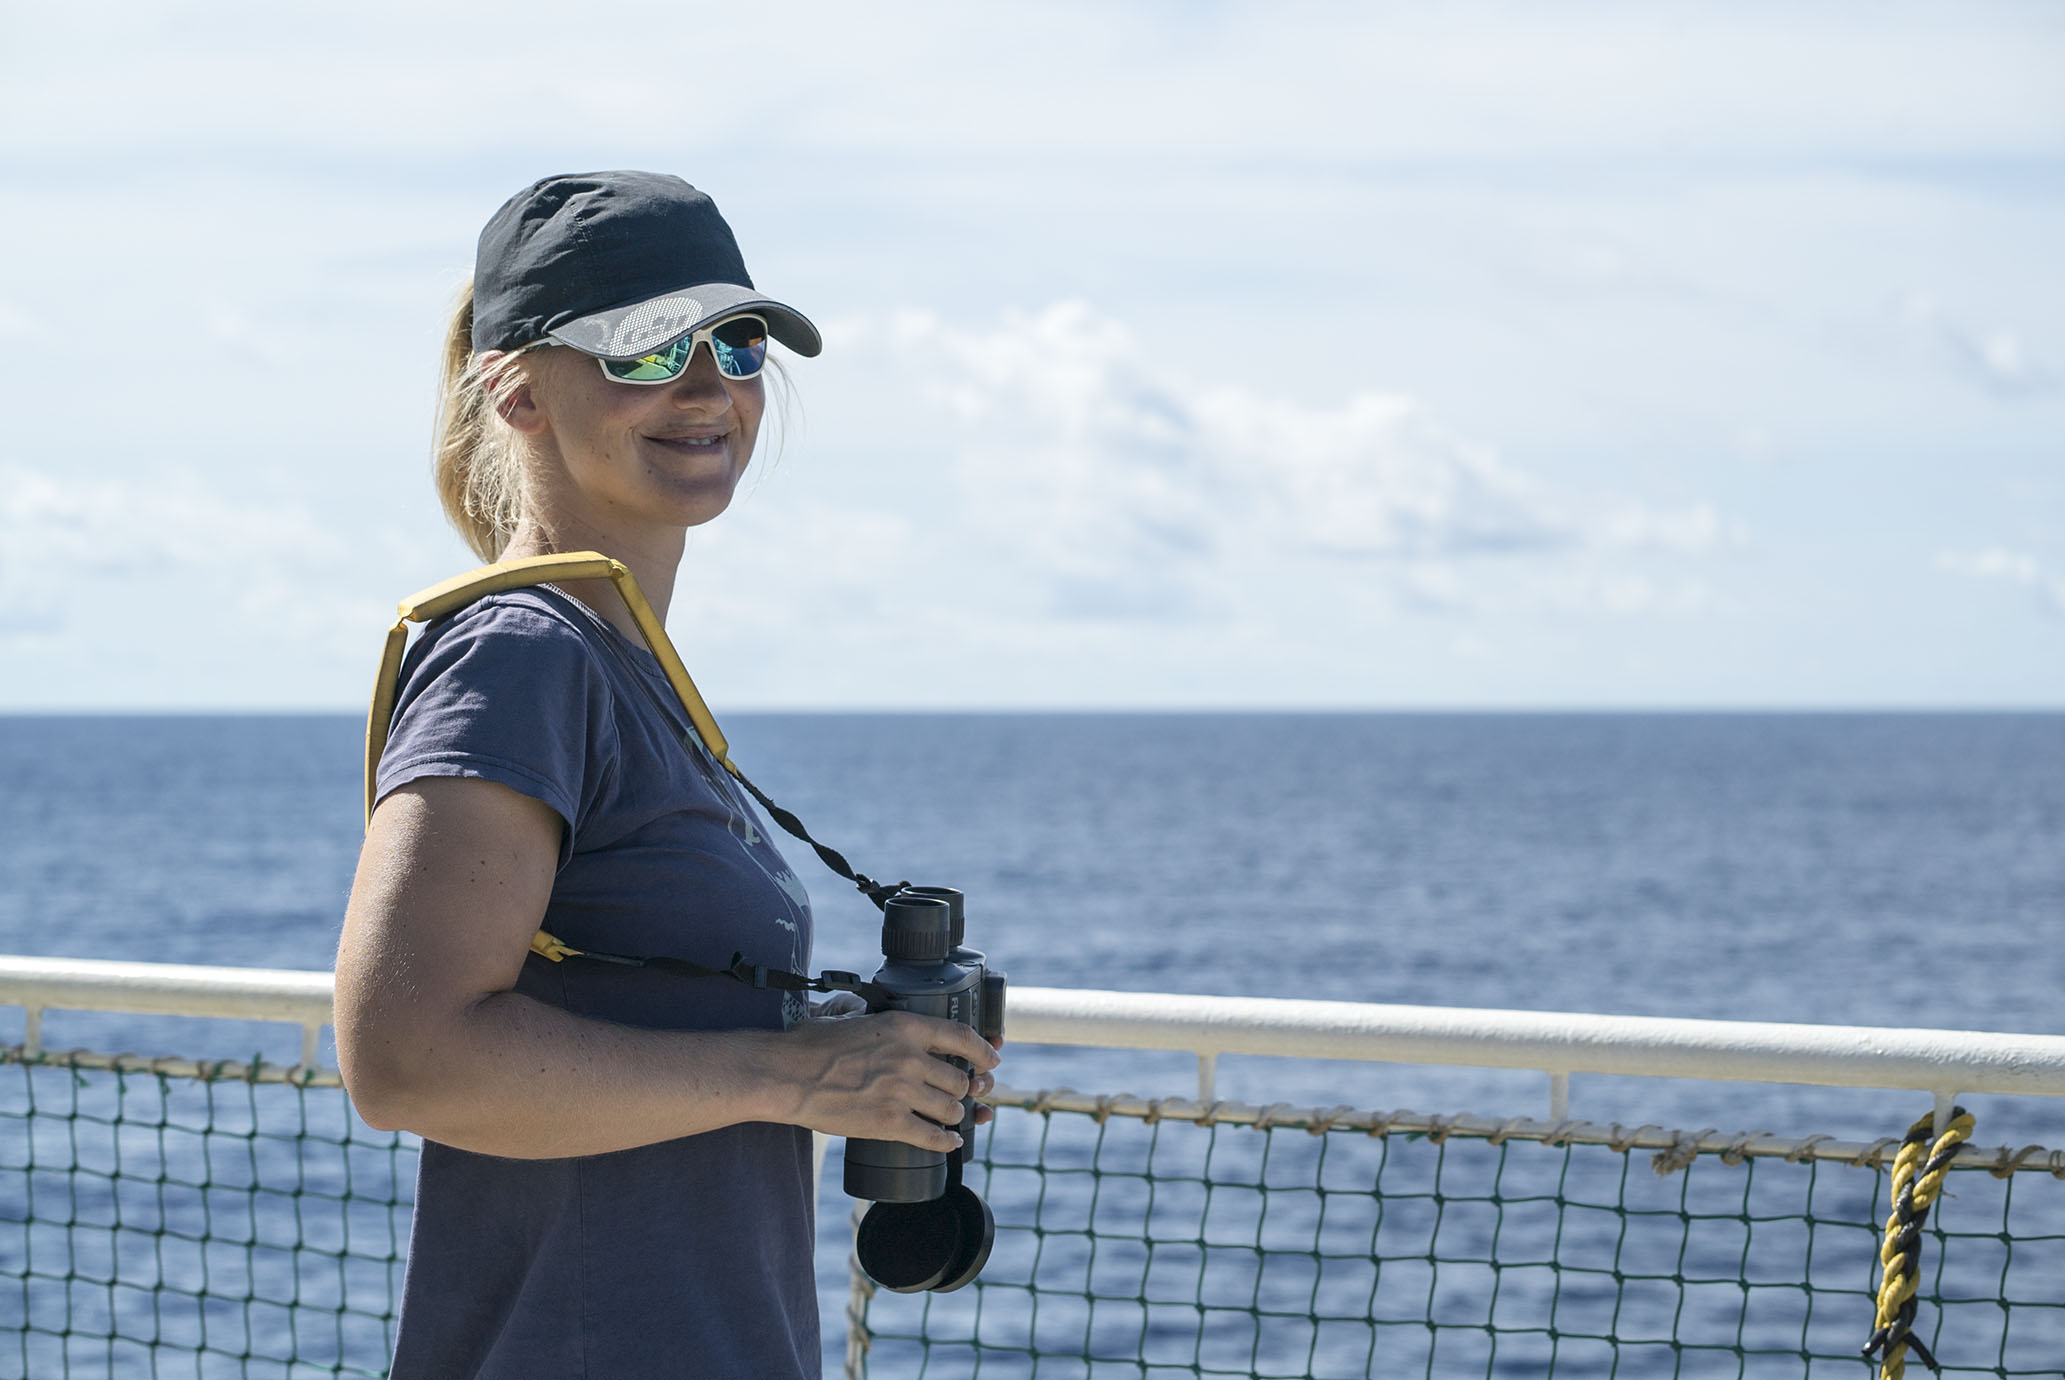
3;704;2063;718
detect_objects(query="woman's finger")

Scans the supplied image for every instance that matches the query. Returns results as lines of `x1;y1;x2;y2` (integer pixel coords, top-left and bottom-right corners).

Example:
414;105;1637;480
921;1058;974;1097
894;1011;999;1070
906;1114;964;1153
922;1088;967;1126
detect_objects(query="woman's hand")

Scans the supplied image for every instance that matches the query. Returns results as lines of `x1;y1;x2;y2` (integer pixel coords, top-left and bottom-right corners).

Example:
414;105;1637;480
771;1009;1000;1152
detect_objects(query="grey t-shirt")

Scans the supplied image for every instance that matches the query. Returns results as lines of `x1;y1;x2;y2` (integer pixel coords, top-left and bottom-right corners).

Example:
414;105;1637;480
373;587;818;1380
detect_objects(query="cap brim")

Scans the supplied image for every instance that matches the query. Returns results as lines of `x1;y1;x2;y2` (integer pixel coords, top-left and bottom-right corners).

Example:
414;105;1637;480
547;282;822;359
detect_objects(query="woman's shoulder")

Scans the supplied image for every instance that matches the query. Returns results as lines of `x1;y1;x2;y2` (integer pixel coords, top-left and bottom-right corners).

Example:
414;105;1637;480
407;587;611;674
379;587;626;823
431;586;599;647
392;587;625;726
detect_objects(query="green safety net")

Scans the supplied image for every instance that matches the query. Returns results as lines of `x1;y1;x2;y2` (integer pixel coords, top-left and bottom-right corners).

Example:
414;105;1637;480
5;1051;2063;1379
854;1100;2065;1379
0;1054;411;1379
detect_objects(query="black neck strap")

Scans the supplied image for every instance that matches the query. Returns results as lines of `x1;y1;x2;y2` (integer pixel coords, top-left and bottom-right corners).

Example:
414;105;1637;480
569;946;897;1008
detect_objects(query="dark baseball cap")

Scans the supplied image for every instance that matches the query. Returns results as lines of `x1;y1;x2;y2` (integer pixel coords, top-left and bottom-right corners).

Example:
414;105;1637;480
471;170;822;361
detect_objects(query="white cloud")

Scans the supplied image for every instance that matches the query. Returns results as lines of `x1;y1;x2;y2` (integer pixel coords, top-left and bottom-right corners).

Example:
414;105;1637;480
1903;293;2058;398
1936;547;2065;614
1591;502;1745;555
876;302;1731;622
1736;426;1775;465
682;499;920;636
0;465;382;651
0;466;350;577
0;463;452;705
0;7;2053;709
3;4;2059;163
1940;548;2040;582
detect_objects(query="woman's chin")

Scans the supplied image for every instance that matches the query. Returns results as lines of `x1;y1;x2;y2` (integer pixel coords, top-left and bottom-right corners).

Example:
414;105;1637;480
633;453;747;525
655;475;745;530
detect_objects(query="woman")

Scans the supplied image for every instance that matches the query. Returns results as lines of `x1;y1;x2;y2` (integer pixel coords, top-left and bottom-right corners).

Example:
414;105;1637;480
334;171;999;1379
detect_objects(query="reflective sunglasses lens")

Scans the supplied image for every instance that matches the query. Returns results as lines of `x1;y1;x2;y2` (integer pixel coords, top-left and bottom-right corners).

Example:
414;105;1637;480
598;317;766;383
602;337;693;383
709;317;768;379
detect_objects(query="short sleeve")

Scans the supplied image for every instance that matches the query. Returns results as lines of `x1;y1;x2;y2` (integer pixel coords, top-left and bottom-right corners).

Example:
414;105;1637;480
374;596;620;867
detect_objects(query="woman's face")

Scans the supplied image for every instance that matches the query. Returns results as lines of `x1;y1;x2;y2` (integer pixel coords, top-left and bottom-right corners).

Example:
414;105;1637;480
511;335;765;537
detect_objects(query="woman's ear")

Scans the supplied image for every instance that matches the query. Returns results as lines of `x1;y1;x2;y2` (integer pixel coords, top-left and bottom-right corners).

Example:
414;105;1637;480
481;351;548;434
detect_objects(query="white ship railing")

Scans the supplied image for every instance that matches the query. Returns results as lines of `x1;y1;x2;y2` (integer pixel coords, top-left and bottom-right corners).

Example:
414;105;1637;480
5;952;2064;1154
9;952;2065;1380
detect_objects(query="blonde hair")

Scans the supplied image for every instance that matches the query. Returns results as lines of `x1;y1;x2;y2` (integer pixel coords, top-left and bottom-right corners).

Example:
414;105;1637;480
432;278;527;562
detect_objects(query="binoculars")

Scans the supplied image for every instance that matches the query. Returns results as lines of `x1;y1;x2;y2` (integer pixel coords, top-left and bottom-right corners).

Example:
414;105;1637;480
843;886;1007;1293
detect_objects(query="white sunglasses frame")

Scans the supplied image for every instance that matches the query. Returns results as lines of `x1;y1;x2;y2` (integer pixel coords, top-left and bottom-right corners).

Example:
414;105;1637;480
596;313;771;386
507;313;770;386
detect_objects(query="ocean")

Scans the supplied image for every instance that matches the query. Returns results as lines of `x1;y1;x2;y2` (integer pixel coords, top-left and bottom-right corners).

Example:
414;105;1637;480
3;712;2062;1375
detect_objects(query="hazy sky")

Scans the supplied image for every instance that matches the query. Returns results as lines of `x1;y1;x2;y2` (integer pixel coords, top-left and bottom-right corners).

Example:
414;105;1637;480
2;2;2060;709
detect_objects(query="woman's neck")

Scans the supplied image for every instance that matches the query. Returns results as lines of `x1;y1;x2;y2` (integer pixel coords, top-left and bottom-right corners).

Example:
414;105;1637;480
500;516;685;637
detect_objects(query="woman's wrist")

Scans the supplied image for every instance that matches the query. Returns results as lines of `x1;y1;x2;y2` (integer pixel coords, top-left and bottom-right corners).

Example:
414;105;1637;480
722;1026;809;1128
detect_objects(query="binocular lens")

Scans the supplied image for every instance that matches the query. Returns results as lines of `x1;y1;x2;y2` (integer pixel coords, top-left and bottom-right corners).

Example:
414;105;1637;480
854;1184;995;1294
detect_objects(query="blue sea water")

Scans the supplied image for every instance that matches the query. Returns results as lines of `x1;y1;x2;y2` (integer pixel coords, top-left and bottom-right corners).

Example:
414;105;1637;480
2;712;2062;1375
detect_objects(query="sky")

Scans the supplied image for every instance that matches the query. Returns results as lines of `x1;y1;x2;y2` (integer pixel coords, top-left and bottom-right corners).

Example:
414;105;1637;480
0;1;2060;710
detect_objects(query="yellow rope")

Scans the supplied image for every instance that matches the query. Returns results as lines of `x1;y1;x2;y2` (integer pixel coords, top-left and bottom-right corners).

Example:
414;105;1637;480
1863;1105;1974;1378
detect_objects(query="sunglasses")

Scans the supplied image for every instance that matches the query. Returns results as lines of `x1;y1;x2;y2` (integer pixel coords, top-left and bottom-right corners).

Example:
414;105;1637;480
597;314;770;384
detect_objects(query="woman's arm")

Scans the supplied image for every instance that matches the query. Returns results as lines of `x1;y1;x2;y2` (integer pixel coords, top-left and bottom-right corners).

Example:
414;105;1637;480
335;776;997;1159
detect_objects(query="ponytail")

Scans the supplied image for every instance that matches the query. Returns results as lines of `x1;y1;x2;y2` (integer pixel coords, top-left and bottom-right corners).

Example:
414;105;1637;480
432;279;525;562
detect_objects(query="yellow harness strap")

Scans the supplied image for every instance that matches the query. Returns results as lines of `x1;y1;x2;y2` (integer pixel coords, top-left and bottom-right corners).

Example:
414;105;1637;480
363;551;733;826
362;552;735;963
529;930;584;963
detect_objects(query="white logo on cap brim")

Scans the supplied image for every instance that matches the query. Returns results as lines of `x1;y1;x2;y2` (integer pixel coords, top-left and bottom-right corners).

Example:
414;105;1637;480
610;295;705;353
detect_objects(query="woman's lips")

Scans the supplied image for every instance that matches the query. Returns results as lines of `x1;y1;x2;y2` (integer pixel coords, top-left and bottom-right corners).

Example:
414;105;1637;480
645;432;729;453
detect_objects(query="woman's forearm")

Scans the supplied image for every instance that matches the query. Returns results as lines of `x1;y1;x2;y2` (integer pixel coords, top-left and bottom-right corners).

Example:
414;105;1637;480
343;988;994;1159
338;778;997;1159
341;985;788;1157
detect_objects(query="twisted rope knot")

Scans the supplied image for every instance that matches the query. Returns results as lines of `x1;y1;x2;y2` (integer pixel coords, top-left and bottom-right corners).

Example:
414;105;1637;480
1720;1130;1772;1167
1784;1134;1834;1165
1302;1105;1355;1136
1606;1123;1664;1155
1364;1109;1408;1139
1487;1116;1529;1148
1253;1102;1299;1131
1650;1128;1717;1177
1984;1144;2055;1180
1862;1106;1974;1379
1030;1087;1075;1116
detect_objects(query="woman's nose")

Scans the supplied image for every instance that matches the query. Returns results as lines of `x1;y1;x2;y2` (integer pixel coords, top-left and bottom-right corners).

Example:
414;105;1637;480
665;345;733;404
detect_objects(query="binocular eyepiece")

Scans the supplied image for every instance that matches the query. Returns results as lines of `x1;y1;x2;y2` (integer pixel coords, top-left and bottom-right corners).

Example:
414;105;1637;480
844;886;1006;1294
